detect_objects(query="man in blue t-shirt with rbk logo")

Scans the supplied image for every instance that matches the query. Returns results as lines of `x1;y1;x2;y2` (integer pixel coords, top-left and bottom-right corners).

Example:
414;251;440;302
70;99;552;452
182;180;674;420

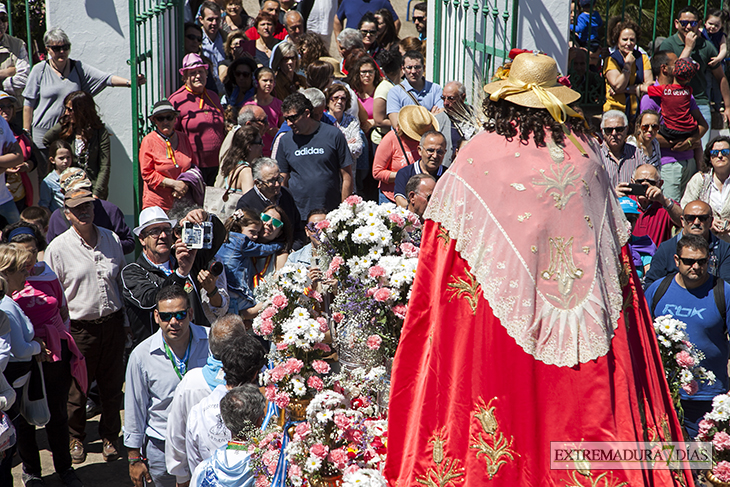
646;233;730;438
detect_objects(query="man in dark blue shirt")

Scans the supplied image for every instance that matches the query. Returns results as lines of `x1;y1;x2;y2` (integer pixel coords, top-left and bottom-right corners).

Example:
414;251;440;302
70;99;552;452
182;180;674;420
645;234;730;438
644;200;730;287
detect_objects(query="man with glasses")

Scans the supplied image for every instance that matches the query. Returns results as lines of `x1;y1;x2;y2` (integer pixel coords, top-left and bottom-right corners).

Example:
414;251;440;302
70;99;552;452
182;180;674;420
645;234;730;438
199;1;226;90
405;173;435;222
386;50;444;131
645;200;730;287
435;81;475;167
394;131;446;208
0;4;29;106
413;2;427;41
641;50;709;202
661;5;730;148
218;105;268;161
125;284;210;487
276;93;353;229
616;164;682;247
599;110;644;187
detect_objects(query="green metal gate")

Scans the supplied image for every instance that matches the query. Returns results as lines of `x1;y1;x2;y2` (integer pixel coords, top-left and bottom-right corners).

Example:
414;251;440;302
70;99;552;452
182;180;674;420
431;0;519;102
128;0;184;220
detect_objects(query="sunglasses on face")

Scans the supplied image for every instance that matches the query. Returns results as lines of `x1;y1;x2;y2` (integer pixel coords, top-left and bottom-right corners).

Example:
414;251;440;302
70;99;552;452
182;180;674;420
413;15;426;22
360;29;378;35
155;114;176;122
48;44;71;53
641;123;660;131
186;34;203;42
679;20;699;27
634;178;657;186
235;70;252;78
682;214;711;223
284;108;306;123
261;213;283;228
710;148;730;158
157;309;188;322
0;16;8;23
602;126;626;135
678;256;708;266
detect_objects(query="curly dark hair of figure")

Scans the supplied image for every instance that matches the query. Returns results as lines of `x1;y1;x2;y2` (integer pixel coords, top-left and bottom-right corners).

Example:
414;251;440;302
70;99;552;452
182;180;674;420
482;97;588;146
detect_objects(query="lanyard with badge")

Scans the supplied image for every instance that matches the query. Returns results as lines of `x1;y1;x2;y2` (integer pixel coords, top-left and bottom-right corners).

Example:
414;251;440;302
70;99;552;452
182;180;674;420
163;333;192;380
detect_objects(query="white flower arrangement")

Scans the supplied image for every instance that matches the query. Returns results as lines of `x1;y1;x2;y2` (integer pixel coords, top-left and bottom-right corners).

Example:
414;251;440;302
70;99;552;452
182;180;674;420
342;468;388;487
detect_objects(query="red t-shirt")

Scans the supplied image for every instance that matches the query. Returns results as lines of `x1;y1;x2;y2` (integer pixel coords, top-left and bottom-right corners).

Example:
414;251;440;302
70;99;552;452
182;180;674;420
244;23;288;41
630;196;676;247
647;83;697;132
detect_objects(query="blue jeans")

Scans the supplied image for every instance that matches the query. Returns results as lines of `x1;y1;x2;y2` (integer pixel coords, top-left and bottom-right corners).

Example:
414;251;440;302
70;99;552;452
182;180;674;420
379;190;392;205
698;103;712;152
680;399;714;439
0;199;19;225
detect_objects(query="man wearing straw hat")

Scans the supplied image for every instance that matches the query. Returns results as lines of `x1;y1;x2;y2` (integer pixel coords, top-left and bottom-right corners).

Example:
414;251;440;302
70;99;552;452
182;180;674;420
384;52;694;486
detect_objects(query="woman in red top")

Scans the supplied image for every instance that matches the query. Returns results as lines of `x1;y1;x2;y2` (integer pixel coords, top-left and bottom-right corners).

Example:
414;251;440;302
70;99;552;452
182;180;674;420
168;53;225;186
139;100;196;211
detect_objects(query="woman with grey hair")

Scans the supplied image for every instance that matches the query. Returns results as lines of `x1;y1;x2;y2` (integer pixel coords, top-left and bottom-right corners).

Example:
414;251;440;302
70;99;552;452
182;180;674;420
22;27;139;149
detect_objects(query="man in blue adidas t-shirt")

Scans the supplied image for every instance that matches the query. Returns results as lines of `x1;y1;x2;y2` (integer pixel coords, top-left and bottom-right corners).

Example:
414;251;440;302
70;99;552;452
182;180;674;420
645;234;730;438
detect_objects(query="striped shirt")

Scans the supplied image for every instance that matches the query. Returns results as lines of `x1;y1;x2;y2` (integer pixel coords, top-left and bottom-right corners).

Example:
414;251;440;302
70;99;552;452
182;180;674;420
600;141;644;187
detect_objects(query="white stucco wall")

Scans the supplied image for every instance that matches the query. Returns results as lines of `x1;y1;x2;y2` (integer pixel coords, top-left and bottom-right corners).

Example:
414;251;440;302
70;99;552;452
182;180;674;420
46;0;135;222
514;0;570;71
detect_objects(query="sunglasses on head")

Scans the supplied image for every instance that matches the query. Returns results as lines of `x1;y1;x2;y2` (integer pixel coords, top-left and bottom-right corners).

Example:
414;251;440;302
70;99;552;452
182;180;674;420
679;20;699;27
602;126;627;135
682;214;711;223
710;149;730;158
641;123;660;131
155;114;176;122
261;213;283;228
158;309;188;322
678;256;708;266
48;44;71;53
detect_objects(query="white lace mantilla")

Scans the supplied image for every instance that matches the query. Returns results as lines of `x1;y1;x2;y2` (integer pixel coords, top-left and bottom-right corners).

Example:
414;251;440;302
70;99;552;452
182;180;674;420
424;132;630;367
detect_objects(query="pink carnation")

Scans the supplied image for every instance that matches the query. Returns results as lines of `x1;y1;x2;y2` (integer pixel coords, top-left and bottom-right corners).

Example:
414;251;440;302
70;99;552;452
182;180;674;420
345;195;363;206
367;287;377;297
310;443;329;459
715;461;730;482
682;380;698;395
271;293;288;309
270;365;286;382
332;312;344;323
260;306;277;320
714;432;730;452
329;256;344;273
334;412;351;430
259;319;274;336
388;213;405;227
344;465;360;476
264;385;277;401
288;464;302;479
367;335;382;350
675;350;696;368
328;448;349;470
314;342;332;352
316;317;329;332
308;375;324;391
310;290;323;302
294;422;310;438
373;287;392;302
400;242;419;258
315;220;330;230
699;419;715;438
392;304;408;319
406;212;419;224
256;475;269;487
368;265;386;278
274;392;290;409
284;358;304;375
276;342;289;351
312;360;331;374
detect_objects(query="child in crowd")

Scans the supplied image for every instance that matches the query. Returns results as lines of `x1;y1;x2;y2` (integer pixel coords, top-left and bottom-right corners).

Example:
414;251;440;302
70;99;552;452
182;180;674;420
19;206;51;260
620;197;657;279
701;8;728;108
216;208;282;316
647;57;699;145
38;139;73;213
570;0;604;50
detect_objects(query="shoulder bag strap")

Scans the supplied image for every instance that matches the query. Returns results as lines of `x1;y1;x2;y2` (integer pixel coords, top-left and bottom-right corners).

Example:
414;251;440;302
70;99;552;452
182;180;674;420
393;131;412;165
399;83;421;107
714;276;727;324
651;272;677;317
222;163;246;202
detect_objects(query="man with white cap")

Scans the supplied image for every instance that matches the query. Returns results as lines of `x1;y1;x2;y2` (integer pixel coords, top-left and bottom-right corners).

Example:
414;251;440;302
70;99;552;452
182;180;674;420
0;5;29;103
45;186;129;464
122;206;229;347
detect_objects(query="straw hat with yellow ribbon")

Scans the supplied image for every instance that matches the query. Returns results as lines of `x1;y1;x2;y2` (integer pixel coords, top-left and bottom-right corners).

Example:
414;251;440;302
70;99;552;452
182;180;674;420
483;52;587;155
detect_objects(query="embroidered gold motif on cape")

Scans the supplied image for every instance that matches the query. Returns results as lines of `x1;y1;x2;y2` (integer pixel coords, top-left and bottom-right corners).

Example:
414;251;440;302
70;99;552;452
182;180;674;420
447;270;480;315
470;397;516;479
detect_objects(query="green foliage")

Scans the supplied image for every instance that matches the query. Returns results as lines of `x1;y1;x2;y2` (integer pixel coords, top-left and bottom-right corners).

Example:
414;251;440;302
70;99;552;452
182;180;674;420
6;0;45;59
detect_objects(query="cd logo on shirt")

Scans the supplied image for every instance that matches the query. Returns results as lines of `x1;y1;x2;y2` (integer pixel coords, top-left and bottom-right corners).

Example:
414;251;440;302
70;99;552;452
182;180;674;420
294;147;325;156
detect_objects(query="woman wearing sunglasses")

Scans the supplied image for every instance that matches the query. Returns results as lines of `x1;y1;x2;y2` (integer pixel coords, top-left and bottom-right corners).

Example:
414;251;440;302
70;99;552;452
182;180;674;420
22;28;138;150
627;109;662;168
138;101;196;211
251;205;293;282
681;136;730;241
222;57;257;109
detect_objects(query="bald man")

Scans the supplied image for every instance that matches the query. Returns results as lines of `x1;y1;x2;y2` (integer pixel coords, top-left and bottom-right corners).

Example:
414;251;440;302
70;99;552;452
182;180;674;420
644;200;730;287
616;164;682;247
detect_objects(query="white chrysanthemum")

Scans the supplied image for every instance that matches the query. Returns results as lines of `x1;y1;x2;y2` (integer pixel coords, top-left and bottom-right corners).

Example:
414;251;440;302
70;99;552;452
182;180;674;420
342;468;387;487
304;455;322;473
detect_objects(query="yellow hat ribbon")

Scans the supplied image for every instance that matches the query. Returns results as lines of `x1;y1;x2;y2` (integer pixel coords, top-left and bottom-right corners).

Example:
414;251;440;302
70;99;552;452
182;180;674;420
489;79;587;156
